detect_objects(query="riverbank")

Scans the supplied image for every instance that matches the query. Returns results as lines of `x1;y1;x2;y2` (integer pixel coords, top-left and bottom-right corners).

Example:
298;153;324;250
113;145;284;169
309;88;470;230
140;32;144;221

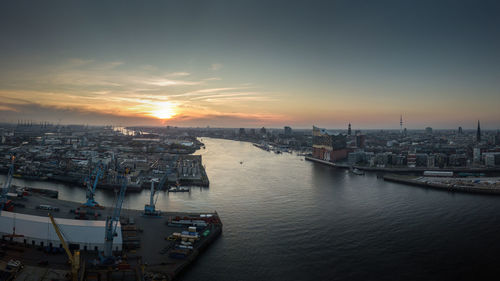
305;156;500;173
383;174;500;195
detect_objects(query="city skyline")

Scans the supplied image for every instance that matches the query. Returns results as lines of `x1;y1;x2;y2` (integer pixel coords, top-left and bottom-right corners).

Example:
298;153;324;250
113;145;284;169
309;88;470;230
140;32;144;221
1;0;500;129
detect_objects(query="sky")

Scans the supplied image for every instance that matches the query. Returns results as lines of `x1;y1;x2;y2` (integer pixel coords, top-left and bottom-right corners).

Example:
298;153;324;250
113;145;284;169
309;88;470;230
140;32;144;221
0;0;499;129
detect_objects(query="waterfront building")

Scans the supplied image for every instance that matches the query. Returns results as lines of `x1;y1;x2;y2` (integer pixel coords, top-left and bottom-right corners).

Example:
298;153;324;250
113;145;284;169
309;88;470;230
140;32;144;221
407;153;416;168
347;151;366;165
473;147;481;164
312;126;348;162
0;211;122;251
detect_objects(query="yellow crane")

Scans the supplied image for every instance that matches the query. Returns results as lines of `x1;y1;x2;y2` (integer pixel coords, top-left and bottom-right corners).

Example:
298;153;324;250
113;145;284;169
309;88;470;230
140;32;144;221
48;213;81;281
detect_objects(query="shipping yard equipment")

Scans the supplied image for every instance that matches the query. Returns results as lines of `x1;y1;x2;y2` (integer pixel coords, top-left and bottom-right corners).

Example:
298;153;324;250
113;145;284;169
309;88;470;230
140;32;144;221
1;156;15;212
83;162;103;208
48;213;81;281
143;180;160;217
143;172;168;217
101;169;129;264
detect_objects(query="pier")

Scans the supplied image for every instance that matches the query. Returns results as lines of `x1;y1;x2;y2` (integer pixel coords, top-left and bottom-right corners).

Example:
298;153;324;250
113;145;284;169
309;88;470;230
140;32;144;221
0;193;222;280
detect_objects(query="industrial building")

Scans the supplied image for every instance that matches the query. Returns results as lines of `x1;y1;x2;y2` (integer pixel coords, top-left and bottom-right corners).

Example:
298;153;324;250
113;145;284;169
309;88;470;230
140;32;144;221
0;211;122;252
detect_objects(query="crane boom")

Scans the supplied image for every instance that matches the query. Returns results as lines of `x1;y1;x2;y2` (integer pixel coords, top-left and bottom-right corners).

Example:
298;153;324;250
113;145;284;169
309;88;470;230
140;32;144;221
158;172;168;191
83;163;102;208
103;169;128;260
48;213;80;281
144;171;168;216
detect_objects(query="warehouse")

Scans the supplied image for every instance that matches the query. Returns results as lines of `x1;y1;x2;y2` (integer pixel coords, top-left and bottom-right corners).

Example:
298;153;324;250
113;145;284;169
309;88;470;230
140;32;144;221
0;211;122;252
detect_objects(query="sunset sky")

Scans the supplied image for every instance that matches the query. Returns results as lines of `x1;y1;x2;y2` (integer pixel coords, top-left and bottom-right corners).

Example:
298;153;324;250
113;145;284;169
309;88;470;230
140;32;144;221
1;0;499;129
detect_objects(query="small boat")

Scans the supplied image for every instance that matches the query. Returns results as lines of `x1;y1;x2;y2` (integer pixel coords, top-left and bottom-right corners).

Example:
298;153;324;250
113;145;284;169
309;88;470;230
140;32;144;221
240;161;243;164
168;186;190;192
352;168;365;175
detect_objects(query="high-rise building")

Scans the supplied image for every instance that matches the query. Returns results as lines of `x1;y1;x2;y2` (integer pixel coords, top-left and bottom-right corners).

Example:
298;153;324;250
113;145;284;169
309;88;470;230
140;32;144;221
347;123;352;136
284;126;292;136
477;120;481;142
458;126;463;134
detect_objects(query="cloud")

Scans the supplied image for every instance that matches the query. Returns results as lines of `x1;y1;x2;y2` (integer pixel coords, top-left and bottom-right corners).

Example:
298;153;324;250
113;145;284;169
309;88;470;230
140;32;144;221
210;63;222;71
169;72;190;77
0;58;283;127
143;79;201;87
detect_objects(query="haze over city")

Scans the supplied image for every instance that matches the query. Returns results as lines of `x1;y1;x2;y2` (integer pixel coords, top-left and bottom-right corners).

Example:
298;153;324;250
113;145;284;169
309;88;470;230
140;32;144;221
1;0;500;129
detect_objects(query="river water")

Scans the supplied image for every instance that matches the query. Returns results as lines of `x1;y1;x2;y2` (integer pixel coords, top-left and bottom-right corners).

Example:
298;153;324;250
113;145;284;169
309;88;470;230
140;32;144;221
3;138;500;280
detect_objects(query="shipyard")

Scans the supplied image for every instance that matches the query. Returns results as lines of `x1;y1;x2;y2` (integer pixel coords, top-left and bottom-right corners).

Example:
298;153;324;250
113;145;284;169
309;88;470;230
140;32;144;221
0;124;221;281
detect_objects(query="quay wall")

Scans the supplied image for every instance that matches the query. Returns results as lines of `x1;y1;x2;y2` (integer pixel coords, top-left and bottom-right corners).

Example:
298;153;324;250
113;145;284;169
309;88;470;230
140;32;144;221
383;175;500;195
305;156;500;173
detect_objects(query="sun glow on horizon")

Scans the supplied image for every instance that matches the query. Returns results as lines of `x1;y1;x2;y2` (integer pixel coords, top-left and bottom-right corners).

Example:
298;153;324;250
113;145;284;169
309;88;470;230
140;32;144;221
150;101;177;119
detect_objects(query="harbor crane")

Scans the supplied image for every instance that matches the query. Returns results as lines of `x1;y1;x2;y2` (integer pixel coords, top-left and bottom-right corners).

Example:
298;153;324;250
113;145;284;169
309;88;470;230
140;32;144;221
143;172;168;217
83;163;103;208
102;168;129;264
49;213;81;281
1;156;15;212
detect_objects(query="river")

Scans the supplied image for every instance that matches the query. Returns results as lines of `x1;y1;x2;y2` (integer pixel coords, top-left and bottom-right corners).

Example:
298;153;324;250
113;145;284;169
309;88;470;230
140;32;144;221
2;138;500;280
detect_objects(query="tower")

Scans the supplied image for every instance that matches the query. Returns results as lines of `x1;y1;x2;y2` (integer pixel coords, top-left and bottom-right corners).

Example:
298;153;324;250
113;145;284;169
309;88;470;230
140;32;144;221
400;115;403;135
476;120;481;142
347;123;352;136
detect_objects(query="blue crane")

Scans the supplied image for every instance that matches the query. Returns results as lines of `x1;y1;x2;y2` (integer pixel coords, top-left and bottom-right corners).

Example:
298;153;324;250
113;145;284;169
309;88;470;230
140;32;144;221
143;172;168;217
1;156;15;212
102;168;129;264
83;163;103;208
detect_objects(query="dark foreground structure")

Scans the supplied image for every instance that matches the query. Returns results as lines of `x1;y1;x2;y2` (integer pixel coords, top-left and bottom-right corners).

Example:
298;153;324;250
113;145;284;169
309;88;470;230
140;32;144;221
0;193;222;281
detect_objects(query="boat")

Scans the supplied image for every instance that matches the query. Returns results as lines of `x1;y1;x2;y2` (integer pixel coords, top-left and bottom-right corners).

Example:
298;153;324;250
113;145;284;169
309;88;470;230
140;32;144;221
168;186;190;192
352;168;365;175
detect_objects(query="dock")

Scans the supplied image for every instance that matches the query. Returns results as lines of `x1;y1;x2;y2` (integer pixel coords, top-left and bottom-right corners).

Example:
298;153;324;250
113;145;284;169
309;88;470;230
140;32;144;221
0;193;222;280
383;174;500;195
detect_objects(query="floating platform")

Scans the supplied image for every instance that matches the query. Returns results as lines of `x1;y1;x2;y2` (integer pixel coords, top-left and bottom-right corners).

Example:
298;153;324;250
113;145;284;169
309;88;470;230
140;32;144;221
0;192;222;280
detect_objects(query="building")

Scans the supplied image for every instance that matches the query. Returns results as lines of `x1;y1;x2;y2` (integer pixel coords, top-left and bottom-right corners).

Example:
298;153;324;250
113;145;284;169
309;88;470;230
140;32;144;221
355;134;366;148
473;147;481;164
312;126;348;162
284;126;292;136
407;153;416;168
347;151;365;165
0;211;122;251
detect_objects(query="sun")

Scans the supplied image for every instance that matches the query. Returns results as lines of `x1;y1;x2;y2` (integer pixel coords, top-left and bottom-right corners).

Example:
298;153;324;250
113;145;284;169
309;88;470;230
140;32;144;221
150;102;177;119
